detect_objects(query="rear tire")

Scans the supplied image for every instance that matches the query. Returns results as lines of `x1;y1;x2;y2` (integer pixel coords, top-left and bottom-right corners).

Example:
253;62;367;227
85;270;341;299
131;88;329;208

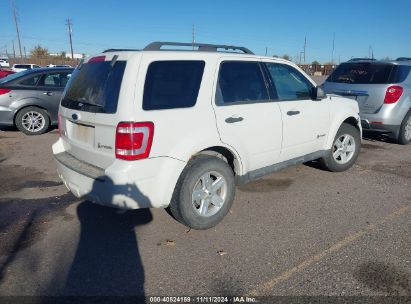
169;155;235;230
320;123;361;172
15;106;50;135
398;110;411;145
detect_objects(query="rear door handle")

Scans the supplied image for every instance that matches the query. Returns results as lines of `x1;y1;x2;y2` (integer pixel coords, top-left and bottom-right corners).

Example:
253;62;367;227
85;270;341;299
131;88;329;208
43;92;54;96
225;116;244;123
287;110;300;116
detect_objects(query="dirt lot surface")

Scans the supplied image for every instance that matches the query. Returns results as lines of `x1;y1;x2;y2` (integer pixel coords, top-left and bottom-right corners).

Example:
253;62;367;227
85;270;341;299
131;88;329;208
0;128;410;299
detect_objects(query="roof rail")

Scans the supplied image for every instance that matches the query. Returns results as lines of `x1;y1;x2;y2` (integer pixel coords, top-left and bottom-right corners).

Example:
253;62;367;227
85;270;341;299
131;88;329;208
103;48;140;53
143;41;254;55
347;58;376;62
396;57;411;61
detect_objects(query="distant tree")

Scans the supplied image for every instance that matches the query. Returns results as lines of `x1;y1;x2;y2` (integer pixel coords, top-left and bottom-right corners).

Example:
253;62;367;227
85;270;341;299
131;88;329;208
382;56;391;61
30;45;49;58
282;54;291;61
272;54;279;58
312;60;320;65
81;53;86;59
60;51;67;58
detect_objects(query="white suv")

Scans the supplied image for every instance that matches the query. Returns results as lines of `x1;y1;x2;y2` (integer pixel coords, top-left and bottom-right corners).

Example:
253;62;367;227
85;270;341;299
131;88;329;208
53;42;362;229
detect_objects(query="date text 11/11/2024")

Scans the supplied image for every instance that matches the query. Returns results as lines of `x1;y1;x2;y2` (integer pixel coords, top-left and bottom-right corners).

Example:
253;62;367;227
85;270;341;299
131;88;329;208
148;296;257;303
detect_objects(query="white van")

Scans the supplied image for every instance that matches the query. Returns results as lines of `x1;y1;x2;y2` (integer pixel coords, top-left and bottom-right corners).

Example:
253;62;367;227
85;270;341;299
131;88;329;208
0;57;9;68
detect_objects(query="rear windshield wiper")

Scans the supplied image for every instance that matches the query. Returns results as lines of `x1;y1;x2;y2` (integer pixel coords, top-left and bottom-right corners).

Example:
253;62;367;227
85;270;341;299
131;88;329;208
76;99;104;108
63;98;104;108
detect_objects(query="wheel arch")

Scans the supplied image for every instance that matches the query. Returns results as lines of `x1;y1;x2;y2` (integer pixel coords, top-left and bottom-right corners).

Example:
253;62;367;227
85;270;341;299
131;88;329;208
194;145;243;176
326;114;361;149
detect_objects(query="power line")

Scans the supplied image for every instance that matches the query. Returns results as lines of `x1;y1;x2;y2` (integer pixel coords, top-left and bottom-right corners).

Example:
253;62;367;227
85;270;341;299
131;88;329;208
11;0;23;58
66;18;74;59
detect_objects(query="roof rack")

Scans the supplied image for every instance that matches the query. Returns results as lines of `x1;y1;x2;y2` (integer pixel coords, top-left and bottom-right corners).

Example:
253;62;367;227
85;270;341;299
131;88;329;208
143;41;254;55
103;48;140;53
347;58;376;62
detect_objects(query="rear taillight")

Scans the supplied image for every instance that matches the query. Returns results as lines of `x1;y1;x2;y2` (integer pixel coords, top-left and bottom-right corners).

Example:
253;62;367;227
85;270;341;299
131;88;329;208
0;88;11;95
384;86;403;104
115;122;154;160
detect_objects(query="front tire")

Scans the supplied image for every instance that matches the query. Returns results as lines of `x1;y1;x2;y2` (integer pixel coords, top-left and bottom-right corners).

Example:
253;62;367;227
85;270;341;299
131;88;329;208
398;110;411;145
15;106;50;135
320;123;361;172
169;155;236;230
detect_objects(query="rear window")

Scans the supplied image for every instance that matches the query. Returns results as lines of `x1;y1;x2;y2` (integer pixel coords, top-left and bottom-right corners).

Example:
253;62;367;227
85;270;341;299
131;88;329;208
143;61;205;110
61;59;126;113
328;63;410;84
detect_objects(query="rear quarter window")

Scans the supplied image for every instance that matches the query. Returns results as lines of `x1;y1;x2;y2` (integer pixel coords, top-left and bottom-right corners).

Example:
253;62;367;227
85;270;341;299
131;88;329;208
143;61;205;110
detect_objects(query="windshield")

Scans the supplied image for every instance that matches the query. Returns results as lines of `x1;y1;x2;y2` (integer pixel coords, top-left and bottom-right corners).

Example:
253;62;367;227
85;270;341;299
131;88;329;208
0;70;31;84
61;59;126;113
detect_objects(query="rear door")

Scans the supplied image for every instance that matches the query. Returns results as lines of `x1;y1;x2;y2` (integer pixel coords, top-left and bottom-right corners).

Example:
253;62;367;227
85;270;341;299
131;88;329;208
264;62;329;160
59;54;131;168
36;71;72;122
212;59;283;172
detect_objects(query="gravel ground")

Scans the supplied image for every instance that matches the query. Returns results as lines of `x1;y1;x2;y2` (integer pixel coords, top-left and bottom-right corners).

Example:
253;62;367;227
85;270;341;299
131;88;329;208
0;125;410;300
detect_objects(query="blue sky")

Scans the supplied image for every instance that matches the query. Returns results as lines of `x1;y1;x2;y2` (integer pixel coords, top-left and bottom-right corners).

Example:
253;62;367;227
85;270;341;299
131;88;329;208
1;0;410;63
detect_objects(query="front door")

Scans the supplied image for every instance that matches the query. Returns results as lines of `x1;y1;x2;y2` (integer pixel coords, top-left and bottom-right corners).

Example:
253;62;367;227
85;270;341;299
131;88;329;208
212;59;283;173
264;62;329;161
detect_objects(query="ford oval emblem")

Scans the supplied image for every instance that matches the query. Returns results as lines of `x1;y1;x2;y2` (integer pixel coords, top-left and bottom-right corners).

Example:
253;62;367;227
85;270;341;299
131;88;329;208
72;113;79;121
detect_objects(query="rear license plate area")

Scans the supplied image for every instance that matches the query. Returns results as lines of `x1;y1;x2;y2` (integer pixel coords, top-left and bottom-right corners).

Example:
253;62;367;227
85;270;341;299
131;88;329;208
66;120;95;146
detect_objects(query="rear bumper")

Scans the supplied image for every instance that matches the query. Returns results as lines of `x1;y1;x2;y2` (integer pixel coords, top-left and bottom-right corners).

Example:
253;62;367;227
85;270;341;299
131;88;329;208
360;119;400;137
360;105;409;137
52;138;186;209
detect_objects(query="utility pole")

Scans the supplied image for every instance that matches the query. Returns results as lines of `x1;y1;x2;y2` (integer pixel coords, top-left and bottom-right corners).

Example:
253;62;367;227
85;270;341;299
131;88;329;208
12;40;16;58
66;18;74;59
265;47;268;56
331;33;335;64
192;24;195;50
11;0;23;58
303;36;306;63
24;46;26;58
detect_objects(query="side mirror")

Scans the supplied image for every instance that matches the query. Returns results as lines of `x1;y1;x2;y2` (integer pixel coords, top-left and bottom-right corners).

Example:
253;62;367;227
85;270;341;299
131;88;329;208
313;86;326;100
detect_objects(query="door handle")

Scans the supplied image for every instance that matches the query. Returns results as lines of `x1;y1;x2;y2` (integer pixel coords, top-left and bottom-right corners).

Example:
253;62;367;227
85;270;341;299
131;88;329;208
287;110;300;116
43;92;54;96
225;116;244;123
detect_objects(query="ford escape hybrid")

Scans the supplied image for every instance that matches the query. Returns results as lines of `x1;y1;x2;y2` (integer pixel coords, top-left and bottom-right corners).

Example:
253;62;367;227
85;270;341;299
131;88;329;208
53;42;362;229
323;59;411;144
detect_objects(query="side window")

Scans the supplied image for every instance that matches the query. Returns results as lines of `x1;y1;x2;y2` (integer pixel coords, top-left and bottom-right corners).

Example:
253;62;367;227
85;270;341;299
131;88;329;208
39;72;71;87
143;61;205;110
265;63;313;100
216;61;268;105
19;75;40;86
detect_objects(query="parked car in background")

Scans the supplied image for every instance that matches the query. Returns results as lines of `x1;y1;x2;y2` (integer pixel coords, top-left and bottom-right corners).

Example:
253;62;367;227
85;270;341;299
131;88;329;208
53;42;362;229
0;67;73;135
323;59;411;144
12;64;42;72
47;64;72;68
0;68;15;79
0;57;10;68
